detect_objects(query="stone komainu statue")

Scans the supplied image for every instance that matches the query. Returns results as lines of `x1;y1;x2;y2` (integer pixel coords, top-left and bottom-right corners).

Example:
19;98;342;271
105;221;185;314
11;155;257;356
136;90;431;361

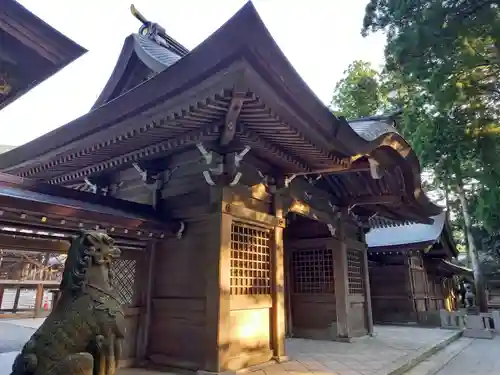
11;231;125;375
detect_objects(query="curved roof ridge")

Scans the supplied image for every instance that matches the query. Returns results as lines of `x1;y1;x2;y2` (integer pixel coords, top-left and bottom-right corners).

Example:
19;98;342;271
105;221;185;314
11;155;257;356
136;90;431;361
341;115;442;218
92;21;189;110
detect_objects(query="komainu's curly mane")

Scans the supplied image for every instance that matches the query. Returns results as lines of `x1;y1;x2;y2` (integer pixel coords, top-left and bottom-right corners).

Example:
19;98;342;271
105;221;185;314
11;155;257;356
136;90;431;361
59;231;115;294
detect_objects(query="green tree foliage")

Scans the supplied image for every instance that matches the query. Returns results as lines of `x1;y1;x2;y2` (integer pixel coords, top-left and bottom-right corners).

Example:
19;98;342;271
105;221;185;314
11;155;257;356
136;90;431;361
330;60;388;118
359;0;500;309
330;60;471;255
361;0;500;231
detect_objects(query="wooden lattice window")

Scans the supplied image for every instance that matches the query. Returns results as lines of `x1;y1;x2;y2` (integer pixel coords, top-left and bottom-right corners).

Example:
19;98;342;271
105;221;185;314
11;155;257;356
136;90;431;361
111;259;136;305
347;250;364;295
291;249;334;294
230;222;271;295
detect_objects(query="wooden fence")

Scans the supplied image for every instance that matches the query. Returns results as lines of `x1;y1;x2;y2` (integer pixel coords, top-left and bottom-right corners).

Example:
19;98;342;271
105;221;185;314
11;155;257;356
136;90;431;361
0;280;59;319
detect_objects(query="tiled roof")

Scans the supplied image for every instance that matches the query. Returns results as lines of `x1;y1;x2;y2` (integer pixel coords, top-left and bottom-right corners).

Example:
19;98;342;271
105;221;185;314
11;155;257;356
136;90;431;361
366;212;446;248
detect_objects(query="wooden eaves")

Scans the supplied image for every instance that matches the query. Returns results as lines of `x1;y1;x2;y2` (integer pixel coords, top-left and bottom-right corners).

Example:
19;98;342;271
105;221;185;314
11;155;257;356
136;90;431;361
0;2;440;224
0;0;87;110
0;172;183;246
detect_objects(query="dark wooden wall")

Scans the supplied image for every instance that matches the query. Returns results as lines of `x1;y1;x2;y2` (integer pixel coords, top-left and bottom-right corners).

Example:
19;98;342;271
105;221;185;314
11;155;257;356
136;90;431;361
104;148;371;370
147;217;215;370
111;150;216;370
370;262;412;323
285;217;369;340
110;150;280;372
369;253;447;326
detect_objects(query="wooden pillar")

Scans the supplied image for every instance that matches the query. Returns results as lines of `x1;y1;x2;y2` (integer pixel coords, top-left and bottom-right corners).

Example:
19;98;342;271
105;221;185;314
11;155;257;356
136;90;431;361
405;255;417;321
204;186;282;372
49;289;61;309
216;209;232;371
203;187;231;373
271;193;286;361
284;249;293;338
360;239;374;335
137;241;156;362
422;254;431;313
0;285;4;309
12;286;21;313
34;283;44;317
333;211;350;338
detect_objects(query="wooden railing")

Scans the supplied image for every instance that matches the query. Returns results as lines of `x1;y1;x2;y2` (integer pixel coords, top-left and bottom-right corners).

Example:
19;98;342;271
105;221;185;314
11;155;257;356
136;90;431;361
0;280;60;319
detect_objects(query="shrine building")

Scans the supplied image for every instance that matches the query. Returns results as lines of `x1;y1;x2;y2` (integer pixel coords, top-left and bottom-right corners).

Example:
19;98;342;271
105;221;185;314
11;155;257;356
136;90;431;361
0;2;451;373
367;212;470;326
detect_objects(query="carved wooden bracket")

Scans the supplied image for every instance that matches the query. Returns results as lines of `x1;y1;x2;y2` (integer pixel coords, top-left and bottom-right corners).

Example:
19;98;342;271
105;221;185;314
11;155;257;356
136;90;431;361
83;177;112;196
220;94;245;146
196;143;251;186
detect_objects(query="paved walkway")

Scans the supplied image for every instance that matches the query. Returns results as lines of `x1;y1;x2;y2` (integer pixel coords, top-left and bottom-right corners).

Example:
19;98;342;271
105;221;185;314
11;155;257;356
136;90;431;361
406;335;500;375
245;326;459;375
0;318;45;354
0;320;459;375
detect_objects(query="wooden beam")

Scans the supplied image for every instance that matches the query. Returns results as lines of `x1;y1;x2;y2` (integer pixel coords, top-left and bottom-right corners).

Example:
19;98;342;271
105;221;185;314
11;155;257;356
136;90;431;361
289;160;374;176
223;202;283;228
287;175;340;209
348;195;401;206
226;162;339;212
287;200;340;228
0;15;60;63
220;94;245;146
0;279;60;285
0;233;69;253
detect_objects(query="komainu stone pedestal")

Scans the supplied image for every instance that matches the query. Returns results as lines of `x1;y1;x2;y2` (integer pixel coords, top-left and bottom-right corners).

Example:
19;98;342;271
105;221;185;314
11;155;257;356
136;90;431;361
439;309;466;330
463;314;494;339
491;310;500;333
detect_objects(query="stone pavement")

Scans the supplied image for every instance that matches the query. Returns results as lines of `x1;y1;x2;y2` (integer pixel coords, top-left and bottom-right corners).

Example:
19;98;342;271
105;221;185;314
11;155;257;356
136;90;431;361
0;322;36;353
405;335;500;375
0;318;46;330
243;326;460;375
0;320;460;375
0;318;45;353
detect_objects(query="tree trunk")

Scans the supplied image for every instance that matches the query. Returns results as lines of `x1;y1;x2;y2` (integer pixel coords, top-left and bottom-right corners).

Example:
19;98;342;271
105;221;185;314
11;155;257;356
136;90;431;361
444;180;450;214
455;172;488;312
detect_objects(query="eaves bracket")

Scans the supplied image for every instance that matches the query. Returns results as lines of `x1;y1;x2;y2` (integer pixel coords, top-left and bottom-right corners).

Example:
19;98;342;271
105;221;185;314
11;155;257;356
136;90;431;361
196;143;251;187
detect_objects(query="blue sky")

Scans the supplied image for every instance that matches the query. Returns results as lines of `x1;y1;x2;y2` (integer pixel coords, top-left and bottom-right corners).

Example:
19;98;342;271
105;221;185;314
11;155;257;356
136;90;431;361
0;0;386;146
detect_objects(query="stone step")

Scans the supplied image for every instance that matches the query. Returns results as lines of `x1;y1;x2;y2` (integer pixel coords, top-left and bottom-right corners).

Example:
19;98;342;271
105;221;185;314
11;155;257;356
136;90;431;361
381;330;463;375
